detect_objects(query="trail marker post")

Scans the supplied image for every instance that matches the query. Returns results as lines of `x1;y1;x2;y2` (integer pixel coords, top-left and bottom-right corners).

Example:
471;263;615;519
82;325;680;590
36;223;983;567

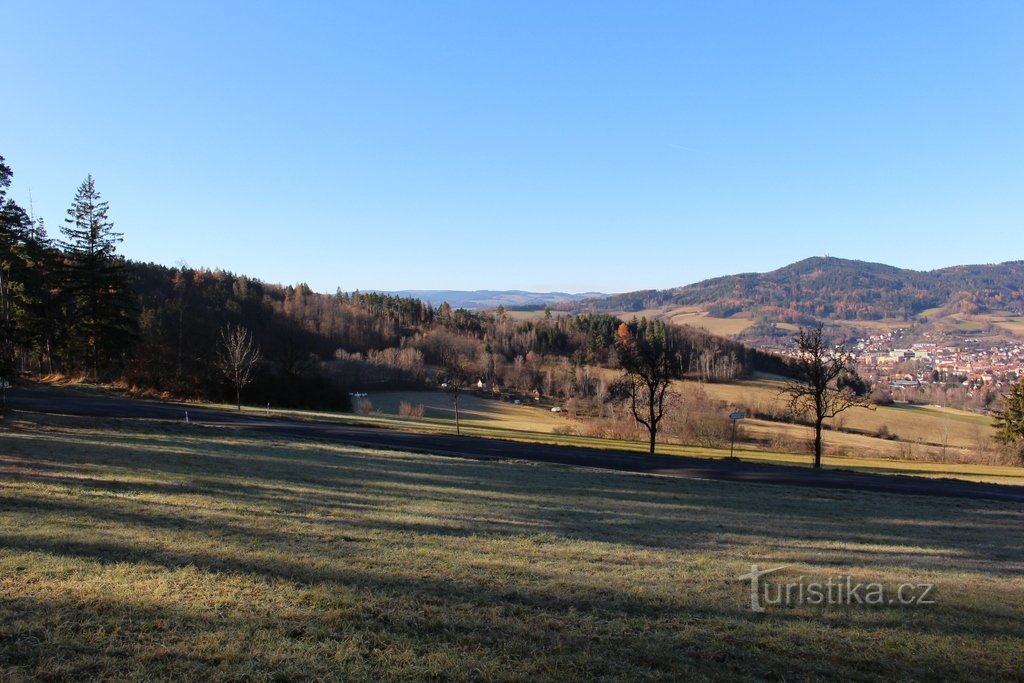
729;411;745;458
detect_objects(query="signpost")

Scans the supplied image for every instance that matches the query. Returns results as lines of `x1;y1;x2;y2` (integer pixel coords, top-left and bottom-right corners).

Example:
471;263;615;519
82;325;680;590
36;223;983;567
729;411;745;458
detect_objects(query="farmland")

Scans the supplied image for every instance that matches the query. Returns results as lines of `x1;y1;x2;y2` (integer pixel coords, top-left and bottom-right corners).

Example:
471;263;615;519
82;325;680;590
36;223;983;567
279;379;1016;485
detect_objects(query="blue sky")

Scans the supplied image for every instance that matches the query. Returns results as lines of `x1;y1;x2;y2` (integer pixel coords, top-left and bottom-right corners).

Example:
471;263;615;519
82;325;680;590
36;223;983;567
4;1;1023;294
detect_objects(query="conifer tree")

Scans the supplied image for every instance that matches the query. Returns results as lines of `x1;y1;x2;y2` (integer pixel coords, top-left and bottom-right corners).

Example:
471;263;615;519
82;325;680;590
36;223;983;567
0;155;40;389
59;175;135;377
993;381;1024;461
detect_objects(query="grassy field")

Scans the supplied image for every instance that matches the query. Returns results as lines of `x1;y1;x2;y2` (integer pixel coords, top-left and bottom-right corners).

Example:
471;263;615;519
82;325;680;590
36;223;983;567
698;377;996;457
333;382;1019;481
352;390;569;433
38;373;1019;484
1;412;1022;680
183;382;1024;486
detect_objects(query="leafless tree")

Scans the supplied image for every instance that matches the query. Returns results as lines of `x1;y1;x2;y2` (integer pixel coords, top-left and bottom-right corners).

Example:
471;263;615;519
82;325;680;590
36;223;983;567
783;325;871;468
616;319;685;454
438;346;471;435
216;324;261;410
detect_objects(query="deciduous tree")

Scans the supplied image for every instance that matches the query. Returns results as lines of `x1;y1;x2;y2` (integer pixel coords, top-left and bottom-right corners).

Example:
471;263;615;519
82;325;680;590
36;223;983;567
783;325;871;468
616;318;686;454
217;324;262;410
438;347;470;435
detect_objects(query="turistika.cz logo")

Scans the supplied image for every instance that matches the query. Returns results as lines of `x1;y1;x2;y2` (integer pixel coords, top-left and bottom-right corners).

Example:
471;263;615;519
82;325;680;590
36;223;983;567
737;565;937;613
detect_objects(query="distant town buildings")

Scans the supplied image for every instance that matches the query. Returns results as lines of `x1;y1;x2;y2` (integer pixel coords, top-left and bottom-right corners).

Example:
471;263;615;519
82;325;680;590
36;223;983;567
854;330;1024;389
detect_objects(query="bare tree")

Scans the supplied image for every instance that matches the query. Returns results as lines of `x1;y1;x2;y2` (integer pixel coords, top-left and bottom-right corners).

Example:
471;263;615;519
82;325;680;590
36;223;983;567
616;319;685;454
438;351;469;435
216;324;261;410
783;325;871;468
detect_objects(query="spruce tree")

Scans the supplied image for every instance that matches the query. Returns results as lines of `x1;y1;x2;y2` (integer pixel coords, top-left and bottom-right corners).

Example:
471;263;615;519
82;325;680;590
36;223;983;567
993;381;1024;459
59;175;135;377
0;155;39;389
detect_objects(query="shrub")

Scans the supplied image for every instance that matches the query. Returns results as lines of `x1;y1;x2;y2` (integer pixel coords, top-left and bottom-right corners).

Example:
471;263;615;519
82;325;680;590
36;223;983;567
875;424;898;440
398;401;425;418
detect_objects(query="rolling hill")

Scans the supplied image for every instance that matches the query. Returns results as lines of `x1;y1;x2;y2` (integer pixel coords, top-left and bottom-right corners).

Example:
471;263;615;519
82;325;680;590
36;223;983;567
574;256;1024;338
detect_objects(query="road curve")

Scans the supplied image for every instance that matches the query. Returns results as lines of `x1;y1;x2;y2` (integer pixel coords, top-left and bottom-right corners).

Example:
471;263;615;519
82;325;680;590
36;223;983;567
7;386;1024;503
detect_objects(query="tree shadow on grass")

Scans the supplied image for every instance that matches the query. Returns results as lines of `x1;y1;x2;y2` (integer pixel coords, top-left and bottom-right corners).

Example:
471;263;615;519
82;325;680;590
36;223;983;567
1;532;1022;681
7;423;1024;576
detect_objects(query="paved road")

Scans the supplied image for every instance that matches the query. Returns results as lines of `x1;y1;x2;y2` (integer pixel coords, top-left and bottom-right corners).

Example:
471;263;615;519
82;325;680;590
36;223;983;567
8;386;1024;503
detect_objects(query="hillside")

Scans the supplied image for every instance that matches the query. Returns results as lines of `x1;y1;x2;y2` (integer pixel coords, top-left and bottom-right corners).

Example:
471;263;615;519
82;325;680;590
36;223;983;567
2;410;1021;679
577;257;1024;338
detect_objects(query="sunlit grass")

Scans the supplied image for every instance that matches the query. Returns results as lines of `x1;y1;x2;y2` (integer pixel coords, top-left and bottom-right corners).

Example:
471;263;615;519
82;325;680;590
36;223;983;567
1;413;1022;680
198;391;1024;486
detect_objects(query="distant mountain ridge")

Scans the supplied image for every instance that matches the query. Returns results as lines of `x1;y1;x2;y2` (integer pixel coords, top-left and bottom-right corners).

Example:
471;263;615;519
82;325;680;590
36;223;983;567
376;289;608;310
579;256;1024;328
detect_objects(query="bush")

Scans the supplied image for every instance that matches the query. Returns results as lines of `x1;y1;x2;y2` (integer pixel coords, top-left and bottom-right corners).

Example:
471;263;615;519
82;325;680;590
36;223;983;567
398;401;425;418
874;424;898;440
358;399;373;415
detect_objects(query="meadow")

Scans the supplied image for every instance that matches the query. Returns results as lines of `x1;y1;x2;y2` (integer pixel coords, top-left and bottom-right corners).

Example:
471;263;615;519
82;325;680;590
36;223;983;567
246;380;1022;486
1;411;1022;680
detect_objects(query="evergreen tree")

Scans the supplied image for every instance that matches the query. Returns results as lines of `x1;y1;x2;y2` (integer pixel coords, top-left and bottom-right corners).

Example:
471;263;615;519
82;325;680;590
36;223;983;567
993;381;1024;459
0;155;40;389
59;175;136;377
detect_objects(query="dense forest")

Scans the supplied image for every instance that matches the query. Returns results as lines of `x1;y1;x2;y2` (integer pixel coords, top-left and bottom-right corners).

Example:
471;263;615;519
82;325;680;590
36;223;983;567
0;155;789;411
580;256;1024;324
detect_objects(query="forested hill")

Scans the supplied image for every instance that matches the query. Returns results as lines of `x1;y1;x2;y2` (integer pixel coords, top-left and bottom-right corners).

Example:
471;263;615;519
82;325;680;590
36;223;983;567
582;257;1024;324
1;154;791;412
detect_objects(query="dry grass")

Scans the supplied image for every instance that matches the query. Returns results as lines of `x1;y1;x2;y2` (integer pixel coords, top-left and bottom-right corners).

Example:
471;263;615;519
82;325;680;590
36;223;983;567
199;385;1024;485
1;412;1022;680
699;378;995;456
354;390;569;433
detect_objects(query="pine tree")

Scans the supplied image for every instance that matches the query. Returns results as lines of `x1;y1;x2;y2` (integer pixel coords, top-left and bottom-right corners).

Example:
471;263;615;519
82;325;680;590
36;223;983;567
59;175;136;377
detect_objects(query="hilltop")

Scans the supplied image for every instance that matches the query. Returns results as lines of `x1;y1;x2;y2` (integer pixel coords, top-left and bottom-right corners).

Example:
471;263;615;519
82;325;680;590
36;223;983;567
573;257;1024;339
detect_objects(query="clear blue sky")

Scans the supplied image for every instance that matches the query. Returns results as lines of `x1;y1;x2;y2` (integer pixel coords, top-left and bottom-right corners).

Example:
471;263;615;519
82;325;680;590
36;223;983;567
4;1;1023;294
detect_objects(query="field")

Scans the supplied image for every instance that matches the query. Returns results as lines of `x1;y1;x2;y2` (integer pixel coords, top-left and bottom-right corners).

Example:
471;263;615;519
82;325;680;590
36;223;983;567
607;305;757;337
609;304;923;338
1;412;1023;680
280;382;1023;485
914;309;1024;339
698;378;994;454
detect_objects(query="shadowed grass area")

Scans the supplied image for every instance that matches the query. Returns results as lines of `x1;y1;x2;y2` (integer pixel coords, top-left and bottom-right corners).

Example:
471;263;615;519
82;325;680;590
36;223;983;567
1;413;1023;680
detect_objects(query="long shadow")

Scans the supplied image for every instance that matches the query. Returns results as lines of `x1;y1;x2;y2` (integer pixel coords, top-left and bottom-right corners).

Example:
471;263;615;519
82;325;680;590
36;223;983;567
6;418;1024;574
1;531;1021;679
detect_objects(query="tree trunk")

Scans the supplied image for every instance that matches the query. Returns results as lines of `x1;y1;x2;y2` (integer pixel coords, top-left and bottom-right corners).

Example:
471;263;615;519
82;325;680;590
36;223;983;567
648;390;658;454
454;396;461;435
814;418;823;468
236;385;241;411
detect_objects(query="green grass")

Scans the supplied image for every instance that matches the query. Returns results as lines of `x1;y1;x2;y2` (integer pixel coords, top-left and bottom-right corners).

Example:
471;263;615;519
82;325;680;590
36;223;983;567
1;413;1022;680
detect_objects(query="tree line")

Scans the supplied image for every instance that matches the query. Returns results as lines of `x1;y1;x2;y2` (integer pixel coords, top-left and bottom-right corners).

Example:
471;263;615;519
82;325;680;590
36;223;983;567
1;154;787;414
